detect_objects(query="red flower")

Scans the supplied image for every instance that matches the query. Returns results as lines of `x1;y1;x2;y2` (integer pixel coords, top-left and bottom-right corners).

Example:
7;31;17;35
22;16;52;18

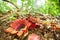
10;19;22;30
10;17;37;30
5;17;41;35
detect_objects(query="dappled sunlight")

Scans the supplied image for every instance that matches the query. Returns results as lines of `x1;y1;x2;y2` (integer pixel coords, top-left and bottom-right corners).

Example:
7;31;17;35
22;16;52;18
35;0;46;8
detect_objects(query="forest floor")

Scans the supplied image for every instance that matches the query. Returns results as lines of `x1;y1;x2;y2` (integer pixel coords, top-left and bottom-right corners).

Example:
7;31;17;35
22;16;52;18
0;13;60;40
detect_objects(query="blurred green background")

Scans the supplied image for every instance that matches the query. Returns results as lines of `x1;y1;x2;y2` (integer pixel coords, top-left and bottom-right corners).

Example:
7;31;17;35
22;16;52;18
0;0;60;16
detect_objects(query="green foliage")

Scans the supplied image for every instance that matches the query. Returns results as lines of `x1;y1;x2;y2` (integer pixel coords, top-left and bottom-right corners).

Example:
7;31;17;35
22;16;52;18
0;0;60;17
35;0;60;16
46;0;60;16
10;0;16;3
0;0;17;13
0;1;11;13
21;0;60;16
10;16;16;20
